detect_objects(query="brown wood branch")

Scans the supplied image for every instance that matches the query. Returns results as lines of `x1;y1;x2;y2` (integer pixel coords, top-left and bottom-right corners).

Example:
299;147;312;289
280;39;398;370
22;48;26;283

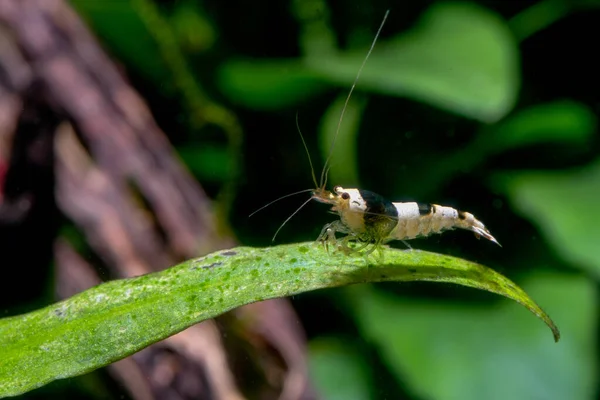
167;325;246;400
0;0;227;257
234;301;317;400
0;24;31;214
55;123;173;274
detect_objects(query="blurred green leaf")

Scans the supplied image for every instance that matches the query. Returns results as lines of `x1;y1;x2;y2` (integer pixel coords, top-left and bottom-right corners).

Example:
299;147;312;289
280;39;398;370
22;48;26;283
487;100;596;150
169;1;216;53
350;272;595;400
494;161;600;276
70;0;169;84
396;100;596;199
509;0;572;40
177;144;233;182
218;2;518;120
509;0;600;40
308;2;519;123
309;337;373;400
292;0;337;56
0;243;558;397
218;59;326;109
318;94;366;186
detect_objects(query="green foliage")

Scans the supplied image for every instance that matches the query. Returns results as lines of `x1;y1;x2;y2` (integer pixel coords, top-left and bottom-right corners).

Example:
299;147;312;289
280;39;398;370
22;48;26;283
488;100;596;150
70;0;169;84
495;160;600;277
398;100;596;199
219;3;518;122
0;243;558;397
349;273;594;400
30;1;600;398
219;59;326;109
177;143;234;182
309;337;373;400
318;94;366;186
308;274;595;400
307;2;519;123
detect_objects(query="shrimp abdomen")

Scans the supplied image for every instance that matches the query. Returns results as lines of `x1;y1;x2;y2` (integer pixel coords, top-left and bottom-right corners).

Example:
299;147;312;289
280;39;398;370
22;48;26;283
389;202;500;246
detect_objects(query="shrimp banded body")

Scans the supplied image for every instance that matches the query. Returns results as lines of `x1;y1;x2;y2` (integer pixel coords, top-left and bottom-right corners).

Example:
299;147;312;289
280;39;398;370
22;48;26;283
313;186;500;250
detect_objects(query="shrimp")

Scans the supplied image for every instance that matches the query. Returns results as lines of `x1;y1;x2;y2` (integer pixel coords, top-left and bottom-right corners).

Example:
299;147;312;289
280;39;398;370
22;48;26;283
312;186;500;255
251;9;500;255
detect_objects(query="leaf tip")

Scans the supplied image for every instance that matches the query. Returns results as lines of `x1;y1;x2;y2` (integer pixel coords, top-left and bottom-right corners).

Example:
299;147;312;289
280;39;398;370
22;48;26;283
551;325;561;343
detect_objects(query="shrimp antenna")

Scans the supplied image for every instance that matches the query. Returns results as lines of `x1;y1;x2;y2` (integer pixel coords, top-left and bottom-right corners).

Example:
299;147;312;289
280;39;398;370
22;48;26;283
249;113;321;218
248;188;315;217
319;9;390;189
296;112;319;188
271;196;315;242
248;112;321;219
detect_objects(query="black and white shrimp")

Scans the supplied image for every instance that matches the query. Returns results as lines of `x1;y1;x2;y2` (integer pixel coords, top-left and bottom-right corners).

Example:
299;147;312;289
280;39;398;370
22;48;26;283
312;186;500;255
251;10;500;254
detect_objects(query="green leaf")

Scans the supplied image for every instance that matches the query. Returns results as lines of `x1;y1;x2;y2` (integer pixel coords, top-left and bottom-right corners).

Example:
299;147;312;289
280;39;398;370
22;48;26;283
494;160;600;276
509;0;582;41
218;59;326;109
487;100;596;151
70;0;168;84
0;243;559;397
402;100;596;198
309;337;373;400
307;2;519;123
177;144;234;182
218;2;518;120
169;1;216;53
350;272;595;400
318;94;366;186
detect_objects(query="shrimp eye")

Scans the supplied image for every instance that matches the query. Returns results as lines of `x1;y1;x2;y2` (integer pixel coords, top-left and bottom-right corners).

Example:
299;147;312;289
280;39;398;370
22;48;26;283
341;192;350;200
333;185;342;193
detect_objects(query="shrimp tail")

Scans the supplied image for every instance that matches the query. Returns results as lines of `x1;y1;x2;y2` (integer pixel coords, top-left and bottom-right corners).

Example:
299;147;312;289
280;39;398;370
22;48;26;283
458;211;501;247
